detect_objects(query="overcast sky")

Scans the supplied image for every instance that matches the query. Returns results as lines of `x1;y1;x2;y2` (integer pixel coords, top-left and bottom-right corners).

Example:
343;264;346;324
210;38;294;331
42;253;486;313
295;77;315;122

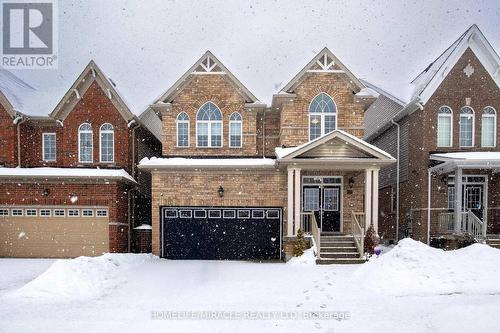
9;0;500;116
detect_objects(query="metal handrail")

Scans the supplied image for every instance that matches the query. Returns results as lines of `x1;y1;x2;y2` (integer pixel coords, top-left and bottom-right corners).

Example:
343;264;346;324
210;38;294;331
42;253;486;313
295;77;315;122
351;211;364;258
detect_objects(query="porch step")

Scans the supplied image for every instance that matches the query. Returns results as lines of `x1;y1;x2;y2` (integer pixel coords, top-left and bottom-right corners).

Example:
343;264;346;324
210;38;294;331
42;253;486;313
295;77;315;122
320;252;360;259
486;239;500;249
320;246;358;253
316;258;366;265
320;232;346;236
321;235;354;241
320;241;356;248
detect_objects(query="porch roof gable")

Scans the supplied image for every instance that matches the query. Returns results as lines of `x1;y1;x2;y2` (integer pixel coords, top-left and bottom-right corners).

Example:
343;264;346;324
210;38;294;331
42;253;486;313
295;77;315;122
430;152;500;174
275;130;395;163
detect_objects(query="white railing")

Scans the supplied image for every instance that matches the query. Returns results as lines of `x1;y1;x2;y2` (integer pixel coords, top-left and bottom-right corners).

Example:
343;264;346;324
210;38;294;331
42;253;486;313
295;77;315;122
351;211;364;258
437;210;484;242
302;211;321;259
353;212;365;229
300;212;313;233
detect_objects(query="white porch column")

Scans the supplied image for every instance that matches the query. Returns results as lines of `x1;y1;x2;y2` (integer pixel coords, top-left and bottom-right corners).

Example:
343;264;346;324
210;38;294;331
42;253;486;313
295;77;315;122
455;168;463;233
294;168;302;235
287;167;294;236
484;176;488;239
372;169;379;234
364;169;372;229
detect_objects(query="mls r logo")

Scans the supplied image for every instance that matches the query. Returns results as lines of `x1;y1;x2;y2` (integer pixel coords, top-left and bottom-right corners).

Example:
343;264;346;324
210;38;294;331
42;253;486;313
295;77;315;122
2;2;53;55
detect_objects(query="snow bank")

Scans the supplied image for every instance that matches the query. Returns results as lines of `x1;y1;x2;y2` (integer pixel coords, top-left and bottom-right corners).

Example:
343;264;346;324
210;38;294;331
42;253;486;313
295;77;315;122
287;246;317;266
355;238;500;296
11;253;155;301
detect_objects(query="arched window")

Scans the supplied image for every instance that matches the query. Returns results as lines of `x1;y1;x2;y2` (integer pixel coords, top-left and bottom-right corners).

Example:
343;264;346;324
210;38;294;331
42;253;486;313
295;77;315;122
99;123;114;162
437;106;453;147
176;112;190;147
459;106;474;147
196;102;222;147
229;112;242;148
481;106;496;147
78;123;93;163
309;93;337;140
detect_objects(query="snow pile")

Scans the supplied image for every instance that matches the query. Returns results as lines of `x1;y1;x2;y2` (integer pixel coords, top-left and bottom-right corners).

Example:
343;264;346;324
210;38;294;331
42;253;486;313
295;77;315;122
287;246;317;266
355;238;500;296
11;253;155;301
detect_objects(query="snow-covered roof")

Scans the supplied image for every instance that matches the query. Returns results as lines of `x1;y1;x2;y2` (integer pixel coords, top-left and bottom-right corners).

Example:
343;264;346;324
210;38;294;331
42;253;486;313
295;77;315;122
275;129;395;160
0;69;35;116
0;167;136;183
431;152;500;161
138;157;276;169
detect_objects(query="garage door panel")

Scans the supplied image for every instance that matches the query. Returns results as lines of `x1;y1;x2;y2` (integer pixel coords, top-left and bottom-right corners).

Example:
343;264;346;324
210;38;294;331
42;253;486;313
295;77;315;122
161;207;281;260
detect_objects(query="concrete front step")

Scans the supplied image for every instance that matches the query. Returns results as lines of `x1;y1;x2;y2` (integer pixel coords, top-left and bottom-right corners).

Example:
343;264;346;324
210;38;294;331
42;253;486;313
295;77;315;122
320;246;358;252
321;236;354;241
316;258;366;265
320;252;361;259
487;240;500;249
320;241;356;248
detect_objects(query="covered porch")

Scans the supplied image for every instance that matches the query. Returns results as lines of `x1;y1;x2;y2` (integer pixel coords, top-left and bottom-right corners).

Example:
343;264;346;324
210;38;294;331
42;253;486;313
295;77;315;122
276;130;395;262
427;152;500;244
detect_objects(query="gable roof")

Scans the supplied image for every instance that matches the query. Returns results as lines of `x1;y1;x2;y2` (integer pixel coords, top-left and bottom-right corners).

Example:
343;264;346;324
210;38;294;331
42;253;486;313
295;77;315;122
50;60;135;122
411;24;500;104
153;50;258;104
0;69;35;118
279;47;366;94
275;130;395;161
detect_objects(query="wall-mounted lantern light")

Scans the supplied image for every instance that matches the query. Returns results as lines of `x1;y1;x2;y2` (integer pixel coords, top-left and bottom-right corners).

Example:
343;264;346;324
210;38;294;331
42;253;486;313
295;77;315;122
42;188;50;196
218;186;224;198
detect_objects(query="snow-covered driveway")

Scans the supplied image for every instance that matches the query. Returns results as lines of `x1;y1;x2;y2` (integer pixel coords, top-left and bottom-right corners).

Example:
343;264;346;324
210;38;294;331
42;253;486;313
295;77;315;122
1;241;500;333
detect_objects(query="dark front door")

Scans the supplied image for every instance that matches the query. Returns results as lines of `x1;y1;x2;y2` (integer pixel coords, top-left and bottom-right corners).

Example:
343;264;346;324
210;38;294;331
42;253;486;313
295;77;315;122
464;185;483;220
303;185;342;232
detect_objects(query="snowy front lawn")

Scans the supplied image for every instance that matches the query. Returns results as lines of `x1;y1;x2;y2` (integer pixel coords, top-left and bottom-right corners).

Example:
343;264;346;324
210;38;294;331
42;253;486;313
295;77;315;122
1;239;500;333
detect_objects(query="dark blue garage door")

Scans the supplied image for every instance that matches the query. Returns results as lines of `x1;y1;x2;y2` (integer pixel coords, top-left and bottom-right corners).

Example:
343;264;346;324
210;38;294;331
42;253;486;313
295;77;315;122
161;207;282;260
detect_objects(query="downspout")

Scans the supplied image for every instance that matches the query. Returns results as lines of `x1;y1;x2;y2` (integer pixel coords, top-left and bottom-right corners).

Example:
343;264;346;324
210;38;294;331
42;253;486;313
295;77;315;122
129;121;141;252
427;169;432;245
14;115;27;167
262;109;266;158
391;120;400;241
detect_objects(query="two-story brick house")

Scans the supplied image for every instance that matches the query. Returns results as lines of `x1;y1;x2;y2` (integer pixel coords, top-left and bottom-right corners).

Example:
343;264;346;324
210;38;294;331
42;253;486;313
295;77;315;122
365;25;500;248
0;61;161;258
140;49;395;262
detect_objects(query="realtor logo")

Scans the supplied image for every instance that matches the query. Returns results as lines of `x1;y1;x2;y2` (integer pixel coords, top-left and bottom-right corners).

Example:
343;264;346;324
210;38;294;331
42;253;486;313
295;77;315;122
1;0;58;69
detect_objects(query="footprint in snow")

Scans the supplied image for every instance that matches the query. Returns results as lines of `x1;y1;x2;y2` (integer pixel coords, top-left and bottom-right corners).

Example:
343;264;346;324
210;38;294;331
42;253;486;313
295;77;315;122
314;285;319;289
327;282;332;286
324;275;330;280
303;290;309;294
305;296;311;300
326;295;333;300
314;322;322;330
296;303;303;308
320;304;327;309
320;287;325;291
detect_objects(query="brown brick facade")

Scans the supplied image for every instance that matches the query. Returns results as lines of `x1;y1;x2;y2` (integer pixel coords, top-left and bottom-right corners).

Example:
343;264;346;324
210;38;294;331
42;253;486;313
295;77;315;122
0;104;18;167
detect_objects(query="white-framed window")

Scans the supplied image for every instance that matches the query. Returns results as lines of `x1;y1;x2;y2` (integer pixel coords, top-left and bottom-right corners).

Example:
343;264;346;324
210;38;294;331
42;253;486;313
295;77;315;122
229;112;242;148
176;112;190;147
11;209;23;216
163;209;176;219
448;186;455;210
237;210;250;219
252;210;265;219
196;102;222;147
266;210;280;219
53;209;65;217
194;210;207;218
99;123;114;162
42;133;56;161
68;209;80;217
0;208;9;216
39;209;51;217
223;210;236;219
179;210;192;218
96;209;108;217
82;209;94;217
437;106;452;147
481;106;496;147
25;209;37;216
78;123;93;163
309;92;337;141
459;106;474;147
208;210;221;219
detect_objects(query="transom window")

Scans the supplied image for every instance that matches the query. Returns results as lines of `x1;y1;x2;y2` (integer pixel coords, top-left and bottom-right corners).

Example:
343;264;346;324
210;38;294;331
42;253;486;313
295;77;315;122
68;209;80;217
459;106;474;147
229;112;242;148
100;123;114;162
42;133;56;161
196;102;222;147
481;107;496;147
309;92;337;140
96;209;108;217
176;112;190;147
25;209;37;216
78;123;93;163
437;106;452;147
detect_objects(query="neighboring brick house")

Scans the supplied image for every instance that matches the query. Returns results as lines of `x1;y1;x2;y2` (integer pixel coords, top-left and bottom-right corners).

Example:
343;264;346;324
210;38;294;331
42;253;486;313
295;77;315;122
140;49;395;262
0;61;161;258
365;25;500;247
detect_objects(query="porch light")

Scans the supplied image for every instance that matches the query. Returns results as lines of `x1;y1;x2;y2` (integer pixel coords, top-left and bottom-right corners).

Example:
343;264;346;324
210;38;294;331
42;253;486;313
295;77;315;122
42;188;50;196
348;177;355;189
218;186;224;198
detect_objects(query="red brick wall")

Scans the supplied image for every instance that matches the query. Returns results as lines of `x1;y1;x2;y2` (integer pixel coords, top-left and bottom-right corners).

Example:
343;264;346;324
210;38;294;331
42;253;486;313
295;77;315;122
0;104;17;167
20;82;134;173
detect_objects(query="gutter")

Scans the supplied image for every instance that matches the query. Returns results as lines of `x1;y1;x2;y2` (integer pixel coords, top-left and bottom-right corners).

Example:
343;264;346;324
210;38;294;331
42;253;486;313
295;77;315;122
15;115;27;167
391;119;401;242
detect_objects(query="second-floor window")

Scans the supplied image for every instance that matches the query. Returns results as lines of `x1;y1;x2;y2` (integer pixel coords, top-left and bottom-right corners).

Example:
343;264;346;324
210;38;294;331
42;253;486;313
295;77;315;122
437;106;452;147
459;106;474;147
309;92;337;141
42;133;56;161
229;112;242;148
176;112;190;147
196;102;222;148
100;123;114;162
481;106;496;147
78;123;93;163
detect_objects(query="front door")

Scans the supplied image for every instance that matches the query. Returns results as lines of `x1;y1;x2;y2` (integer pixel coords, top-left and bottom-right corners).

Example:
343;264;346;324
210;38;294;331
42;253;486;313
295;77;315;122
303;184;342;232
464;185;483;220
